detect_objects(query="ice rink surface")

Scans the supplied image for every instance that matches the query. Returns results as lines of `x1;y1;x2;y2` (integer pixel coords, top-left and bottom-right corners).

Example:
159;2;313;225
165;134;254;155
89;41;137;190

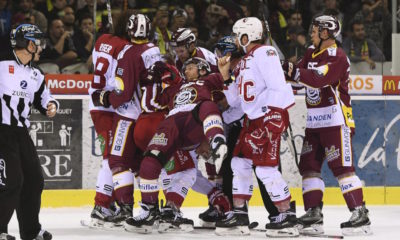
7;206;400;239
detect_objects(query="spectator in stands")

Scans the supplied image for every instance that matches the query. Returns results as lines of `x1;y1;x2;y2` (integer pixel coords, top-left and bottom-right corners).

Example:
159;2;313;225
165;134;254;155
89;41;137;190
61;5;75;34
286;26;307;63
353;0;391;59
170;8;188;33
152;5;171;55
268;0;293;46
40;18;77;71
17;0;48;33
342;20;385;70
287;10;303;28
184;4;196;26
0;0;11;54
72;14;94;63
48;0;67;22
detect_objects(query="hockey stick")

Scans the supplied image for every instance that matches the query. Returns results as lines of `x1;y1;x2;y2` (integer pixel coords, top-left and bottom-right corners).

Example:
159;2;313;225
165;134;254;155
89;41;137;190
194;221;258;230
282;123;299;169
106;0;113;33
259;0;273;45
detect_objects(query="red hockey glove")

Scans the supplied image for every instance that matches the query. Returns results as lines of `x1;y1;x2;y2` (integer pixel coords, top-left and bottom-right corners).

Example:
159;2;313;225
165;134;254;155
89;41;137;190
208;188;232;214
92;90;111;108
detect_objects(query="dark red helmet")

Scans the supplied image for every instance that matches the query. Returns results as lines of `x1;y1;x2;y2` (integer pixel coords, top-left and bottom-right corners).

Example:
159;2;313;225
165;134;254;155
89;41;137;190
127;14;151;39
170;28;196;48
312;15;341;39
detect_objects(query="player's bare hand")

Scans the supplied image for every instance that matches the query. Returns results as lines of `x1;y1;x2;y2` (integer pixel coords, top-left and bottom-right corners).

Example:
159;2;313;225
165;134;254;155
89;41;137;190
46;102;57;118
218;56;231;79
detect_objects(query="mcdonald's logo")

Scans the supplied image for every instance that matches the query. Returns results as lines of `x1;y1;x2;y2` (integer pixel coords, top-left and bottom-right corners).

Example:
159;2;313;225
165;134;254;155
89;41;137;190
382;76;400;95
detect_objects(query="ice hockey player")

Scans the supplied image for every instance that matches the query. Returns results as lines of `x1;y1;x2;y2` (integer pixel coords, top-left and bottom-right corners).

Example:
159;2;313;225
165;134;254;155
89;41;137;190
216;17;299;238
123;57;229;234
91;13;161;224
170;28;218;73
88;12;131;228
281;15;372;236
0;24;56;240
213;35;282;227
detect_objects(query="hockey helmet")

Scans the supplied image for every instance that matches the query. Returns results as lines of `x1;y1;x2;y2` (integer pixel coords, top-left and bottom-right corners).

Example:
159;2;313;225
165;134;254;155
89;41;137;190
127;14;151;39
10;24;45;49
232;17;263;50
182;57;211;76
312;15;341;39
170;28;196;48
213;36;238;58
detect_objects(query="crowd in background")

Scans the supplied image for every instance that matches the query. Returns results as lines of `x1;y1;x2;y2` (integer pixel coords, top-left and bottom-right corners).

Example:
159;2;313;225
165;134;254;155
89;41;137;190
0;0;398;73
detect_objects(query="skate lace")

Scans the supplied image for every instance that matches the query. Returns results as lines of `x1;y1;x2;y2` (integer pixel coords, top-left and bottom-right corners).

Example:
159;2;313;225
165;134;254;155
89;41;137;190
349;207;362;222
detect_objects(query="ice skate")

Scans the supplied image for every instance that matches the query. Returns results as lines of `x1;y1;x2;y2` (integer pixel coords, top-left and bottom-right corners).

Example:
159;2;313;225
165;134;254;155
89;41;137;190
265;204;299;238
33;229;52;240
158;203;194;233
0;233;15;240
341;203;372;236
215;206;250;236
297;202;324;235
102;204;132;229
199;205;224;227
88;205;115;228
124;202;159;234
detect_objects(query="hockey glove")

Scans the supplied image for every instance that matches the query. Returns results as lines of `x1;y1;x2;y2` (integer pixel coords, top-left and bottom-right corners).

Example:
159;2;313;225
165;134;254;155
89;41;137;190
281;60;300;83
92;90;111;108
208;188;232;214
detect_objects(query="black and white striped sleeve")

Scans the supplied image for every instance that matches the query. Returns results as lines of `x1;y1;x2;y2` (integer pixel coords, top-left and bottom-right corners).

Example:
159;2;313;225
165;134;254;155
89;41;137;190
33;72;59;115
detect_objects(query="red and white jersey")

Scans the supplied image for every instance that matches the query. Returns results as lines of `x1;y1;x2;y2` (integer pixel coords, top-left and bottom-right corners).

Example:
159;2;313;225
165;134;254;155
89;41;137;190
296;44;354;130
228;45;294;120
89;34;129;112
175;47;218;73
108;42;162;120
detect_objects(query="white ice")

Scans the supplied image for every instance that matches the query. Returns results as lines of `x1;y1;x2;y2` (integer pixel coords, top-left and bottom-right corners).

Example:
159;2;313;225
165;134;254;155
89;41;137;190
7;206;400;239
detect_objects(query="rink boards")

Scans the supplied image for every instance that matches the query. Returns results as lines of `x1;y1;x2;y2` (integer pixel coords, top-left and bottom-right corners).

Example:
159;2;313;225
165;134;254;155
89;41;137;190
28;95;400;207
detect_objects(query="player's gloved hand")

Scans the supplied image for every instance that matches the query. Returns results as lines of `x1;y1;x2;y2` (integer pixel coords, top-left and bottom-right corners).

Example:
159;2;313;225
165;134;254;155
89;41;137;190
161;63;183;86
208;188;232;214
281;60;300;83
92;90;111;108
147;61;169;83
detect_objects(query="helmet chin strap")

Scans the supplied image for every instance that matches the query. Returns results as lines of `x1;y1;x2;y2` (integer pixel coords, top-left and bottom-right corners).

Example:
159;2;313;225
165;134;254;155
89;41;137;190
317;30;329;51
26;42;38;62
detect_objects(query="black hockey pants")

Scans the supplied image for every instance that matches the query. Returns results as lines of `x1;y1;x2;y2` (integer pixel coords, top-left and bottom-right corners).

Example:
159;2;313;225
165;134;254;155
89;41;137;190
0;124;43;239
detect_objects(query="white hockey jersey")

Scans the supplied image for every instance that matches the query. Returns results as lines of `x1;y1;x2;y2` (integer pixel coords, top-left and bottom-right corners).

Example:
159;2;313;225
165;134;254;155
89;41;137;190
227;45;294;120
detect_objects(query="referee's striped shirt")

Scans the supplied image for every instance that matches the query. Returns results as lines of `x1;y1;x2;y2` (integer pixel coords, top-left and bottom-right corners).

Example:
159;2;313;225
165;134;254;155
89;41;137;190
0;50;59;128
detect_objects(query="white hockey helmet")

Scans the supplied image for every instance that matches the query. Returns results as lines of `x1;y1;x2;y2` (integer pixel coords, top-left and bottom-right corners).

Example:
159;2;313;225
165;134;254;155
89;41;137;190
232;17;263;51
127;14;151;39
312;15;341;39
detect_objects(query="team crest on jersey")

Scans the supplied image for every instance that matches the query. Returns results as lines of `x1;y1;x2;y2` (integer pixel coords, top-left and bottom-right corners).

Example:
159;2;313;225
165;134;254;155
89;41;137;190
306;88;321;105
266;49;277;56
325;146;340;162
173;87;197;107
0;159;6;186
117;67;124;76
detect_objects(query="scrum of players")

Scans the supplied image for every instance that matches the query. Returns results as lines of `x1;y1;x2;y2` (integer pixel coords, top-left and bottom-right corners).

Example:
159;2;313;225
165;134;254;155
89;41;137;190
88;11;372;238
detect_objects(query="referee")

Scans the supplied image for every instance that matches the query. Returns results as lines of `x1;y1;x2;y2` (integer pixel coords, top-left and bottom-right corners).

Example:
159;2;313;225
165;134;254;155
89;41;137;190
0;24;57;240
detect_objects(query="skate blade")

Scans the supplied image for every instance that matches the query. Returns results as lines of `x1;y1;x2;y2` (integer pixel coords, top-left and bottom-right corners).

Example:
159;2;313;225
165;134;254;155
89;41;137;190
298;224;324;235
215;226;250;236
199;219;216;228
342;225;373;236
158;223;194;233
266;227;299;238
123;222;153;234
